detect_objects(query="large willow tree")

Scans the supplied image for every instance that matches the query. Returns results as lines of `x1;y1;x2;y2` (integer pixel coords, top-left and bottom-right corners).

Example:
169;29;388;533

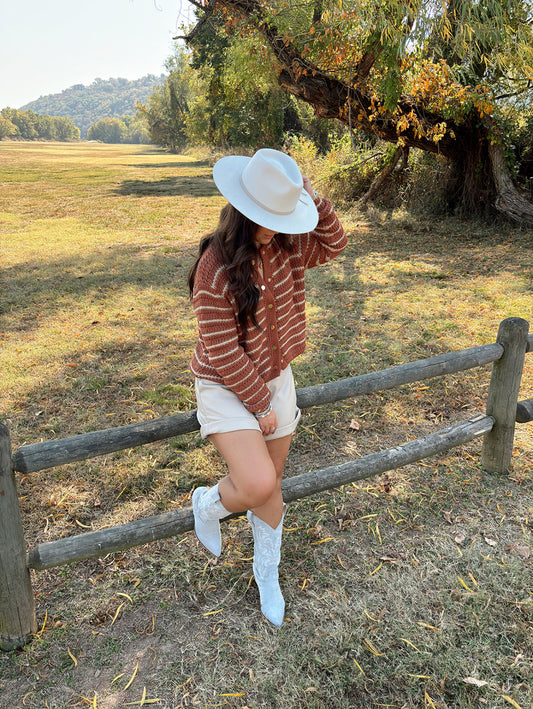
184;0;533;221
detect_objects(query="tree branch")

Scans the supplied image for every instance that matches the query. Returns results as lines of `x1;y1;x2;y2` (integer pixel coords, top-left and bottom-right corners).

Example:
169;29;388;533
494;80;532;101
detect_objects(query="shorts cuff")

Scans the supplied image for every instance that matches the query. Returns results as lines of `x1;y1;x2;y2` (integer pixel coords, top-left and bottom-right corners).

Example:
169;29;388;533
198;417;260;439
264;407;301;441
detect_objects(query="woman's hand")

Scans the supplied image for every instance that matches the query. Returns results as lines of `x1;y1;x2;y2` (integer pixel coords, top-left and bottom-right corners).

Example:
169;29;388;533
302;175;315;198
257;409;278;437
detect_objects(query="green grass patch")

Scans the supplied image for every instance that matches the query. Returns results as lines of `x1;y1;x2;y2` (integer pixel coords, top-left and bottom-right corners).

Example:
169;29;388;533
0;141;531;709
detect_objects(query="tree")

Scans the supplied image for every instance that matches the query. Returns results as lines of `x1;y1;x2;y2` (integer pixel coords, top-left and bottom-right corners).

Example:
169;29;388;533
137;44;200;151
0;116;17;139
87;117;128;143
183;0;533;222
184;8;290;148
2;108;38;140
122;114;151;144
52;116;80;141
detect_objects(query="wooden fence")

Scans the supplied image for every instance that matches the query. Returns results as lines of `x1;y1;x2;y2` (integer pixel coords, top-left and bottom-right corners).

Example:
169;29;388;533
1;317;531;650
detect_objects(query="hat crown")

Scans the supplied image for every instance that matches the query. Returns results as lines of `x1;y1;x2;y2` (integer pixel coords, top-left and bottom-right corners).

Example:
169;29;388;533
240;149;303;216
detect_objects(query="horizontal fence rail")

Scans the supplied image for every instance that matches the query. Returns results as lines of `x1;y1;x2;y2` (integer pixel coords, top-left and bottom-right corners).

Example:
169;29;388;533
13;342;505;474
516;398;533;423
26;414;494;571
2;318;530;650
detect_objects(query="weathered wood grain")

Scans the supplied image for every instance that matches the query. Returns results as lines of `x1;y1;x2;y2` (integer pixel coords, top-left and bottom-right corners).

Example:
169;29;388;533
27;414;493;571
13;344;504;474
481;318;529;473
0;425;37;650
516;398;533;424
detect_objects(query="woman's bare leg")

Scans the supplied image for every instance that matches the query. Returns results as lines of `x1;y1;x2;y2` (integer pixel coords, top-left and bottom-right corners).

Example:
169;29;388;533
208;431;292;528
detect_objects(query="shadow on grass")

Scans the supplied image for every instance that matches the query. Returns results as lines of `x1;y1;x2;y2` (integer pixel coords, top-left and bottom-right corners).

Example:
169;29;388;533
1;245;194;328
115;176;218;198
132;161;210;170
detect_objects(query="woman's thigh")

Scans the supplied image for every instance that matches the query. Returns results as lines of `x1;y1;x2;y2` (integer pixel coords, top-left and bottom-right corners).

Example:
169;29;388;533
265;435;293;478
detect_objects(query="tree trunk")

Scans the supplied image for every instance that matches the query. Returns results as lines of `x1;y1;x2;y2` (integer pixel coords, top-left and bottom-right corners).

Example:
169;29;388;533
361;146;404;204
489;141;533;224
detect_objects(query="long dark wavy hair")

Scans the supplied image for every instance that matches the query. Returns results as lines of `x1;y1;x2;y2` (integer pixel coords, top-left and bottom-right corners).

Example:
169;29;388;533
188;204;293;330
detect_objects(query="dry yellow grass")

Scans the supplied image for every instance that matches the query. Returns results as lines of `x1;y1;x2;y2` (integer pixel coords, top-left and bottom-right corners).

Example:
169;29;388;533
0;141;531;709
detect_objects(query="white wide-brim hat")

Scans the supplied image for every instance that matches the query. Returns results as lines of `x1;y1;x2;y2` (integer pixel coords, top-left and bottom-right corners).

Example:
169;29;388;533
212;148;318;233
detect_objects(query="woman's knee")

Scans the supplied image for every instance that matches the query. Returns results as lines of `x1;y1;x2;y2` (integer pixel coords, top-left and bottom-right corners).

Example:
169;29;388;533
232;464;278;507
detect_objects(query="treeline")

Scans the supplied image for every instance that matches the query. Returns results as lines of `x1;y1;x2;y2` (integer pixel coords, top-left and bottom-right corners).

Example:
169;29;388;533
0;108;80;141
21;75;163;137
86;116;150;144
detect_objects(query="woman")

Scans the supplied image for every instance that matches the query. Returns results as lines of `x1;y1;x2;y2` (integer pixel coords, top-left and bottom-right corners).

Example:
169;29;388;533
189;148;347;626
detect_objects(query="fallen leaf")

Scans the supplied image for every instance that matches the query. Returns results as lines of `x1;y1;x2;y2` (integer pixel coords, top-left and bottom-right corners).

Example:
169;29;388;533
67;648;78;667
116;592;134;604
484;537;497;547
353;659;366;676
458;576;475;593
124;663;138;690
362;638;385;656
454;532;466;544
349;419;361;431
400;637;422;652
463;677;489;687
504;544;530;559
110;602;124;626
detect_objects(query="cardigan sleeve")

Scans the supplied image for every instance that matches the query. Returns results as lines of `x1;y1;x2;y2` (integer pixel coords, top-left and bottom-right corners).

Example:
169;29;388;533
192;256;272;413
298;196;347;269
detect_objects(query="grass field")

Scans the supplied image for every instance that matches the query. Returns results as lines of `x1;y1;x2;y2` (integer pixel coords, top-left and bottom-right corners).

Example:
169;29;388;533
1;141;532;709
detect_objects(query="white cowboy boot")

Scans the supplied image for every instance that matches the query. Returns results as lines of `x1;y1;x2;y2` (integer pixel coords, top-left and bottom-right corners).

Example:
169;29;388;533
192;483;230;556
247;507;286;627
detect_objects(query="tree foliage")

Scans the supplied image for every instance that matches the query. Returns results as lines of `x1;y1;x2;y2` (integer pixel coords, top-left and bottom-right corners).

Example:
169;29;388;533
0;108;80;141
185;11;289;147
137;46;201;152
86;115;150;144
184;0;533;221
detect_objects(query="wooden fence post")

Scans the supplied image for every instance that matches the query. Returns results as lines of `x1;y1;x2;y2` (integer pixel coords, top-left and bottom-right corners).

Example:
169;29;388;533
0;423;37;650
481;317;529;473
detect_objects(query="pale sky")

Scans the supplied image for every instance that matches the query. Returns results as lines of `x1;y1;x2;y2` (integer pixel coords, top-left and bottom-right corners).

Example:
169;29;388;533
0;0;194;108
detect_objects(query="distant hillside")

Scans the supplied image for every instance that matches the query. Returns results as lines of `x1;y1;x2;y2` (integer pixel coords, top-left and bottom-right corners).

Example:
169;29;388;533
21;75;164;137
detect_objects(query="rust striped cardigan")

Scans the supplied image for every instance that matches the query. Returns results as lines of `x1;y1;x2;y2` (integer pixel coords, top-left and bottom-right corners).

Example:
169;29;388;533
190;196;347;413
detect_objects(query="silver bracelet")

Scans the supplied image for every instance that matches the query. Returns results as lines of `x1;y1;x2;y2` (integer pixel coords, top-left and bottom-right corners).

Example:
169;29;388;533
254;403;272;419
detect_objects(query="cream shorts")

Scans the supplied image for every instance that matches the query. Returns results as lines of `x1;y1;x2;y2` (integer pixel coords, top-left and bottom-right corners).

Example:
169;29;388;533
195;365;301;440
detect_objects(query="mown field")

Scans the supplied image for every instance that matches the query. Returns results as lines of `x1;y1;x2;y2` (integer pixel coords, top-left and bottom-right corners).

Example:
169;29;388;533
0;141;532;709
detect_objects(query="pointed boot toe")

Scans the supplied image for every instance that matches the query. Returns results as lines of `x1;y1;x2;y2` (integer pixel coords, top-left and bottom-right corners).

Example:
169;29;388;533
259;581;285;626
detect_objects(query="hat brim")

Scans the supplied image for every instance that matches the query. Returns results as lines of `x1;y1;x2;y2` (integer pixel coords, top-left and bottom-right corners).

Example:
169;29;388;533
213;155;319;234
